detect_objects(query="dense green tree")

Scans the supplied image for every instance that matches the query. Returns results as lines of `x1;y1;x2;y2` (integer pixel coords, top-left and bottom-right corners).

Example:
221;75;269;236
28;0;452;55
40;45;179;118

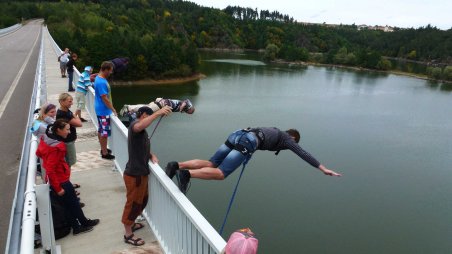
264;43;280;61
1;0;450;81
427;67;443;79
443;66;452;81
407;50;417;60
376;58;392;70
334;47;349;64
279;45;308;61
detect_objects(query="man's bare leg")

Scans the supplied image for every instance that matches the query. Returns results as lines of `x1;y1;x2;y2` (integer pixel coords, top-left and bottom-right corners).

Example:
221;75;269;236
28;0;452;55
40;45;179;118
98;133;108;155
188;167;225;180
177;159;225;179
179;159;214;170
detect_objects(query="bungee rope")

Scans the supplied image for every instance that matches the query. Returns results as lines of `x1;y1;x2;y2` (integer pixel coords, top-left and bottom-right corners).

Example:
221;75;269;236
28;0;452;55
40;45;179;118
148;115;163;141
219;155;251;236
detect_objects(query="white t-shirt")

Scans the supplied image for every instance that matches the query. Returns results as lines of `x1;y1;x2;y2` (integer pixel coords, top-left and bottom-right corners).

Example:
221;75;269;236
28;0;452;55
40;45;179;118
60;52;70;63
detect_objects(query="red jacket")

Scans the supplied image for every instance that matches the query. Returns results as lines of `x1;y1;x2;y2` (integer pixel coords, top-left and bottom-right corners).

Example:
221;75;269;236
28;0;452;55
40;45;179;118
36;136;70;193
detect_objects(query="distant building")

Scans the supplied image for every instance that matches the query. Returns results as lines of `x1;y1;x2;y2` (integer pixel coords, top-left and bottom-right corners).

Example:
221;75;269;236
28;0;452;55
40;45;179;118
357;24;394;32
296;21;395;32
357;24;368;30
383;25;394;32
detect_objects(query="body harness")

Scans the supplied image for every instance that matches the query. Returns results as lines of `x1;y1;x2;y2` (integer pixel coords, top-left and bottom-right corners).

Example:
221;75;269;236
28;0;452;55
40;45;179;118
219;128;264;235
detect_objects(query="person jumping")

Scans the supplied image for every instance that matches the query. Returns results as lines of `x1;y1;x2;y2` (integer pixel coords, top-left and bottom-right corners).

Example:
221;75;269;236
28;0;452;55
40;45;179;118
165;127;341;194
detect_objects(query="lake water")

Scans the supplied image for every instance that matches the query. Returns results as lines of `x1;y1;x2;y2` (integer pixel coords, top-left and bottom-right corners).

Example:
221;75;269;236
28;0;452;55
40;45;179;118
112;52;452;253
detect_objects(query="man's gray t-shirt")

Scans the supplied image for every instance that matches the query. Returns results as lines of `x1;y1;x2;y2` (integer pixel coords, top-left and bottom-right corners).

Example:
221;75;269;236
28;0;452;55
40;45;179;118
124;120;151;176
256;127;321;168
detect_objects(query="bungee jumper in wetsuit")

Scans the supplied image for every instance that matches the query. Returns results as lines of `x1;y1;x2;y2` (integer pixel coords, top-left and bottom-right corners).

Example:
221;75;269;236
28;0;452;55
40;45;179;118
165;127;341;194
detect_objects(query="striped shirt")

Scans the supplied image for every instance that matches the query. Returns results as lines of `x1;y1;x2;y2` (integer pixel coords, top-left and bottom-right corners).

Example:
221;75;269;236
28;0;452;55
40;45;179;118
77;71;92;94
256;127;321;168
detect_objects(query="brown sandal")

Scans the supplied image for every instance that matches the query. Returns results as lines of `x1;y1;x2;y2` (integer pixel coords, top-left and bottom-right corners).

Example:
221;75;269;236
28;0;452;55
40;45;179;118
124;234;145;246
132;222;145;232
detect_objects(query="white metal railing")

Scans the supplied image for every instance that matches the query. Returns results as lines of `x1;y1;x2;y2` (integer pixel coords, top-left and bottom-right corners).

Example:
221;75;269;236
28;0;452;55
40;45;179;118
19;27;45;254
0;23;22;37
47;27;227;253
6;24;48;254
21;25;62;254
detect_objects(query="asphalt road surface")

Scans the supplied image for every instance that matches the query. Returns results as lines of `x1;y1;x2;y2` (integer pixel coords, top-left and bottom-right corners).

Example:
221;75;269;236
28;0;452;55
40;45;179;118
0;20;42;252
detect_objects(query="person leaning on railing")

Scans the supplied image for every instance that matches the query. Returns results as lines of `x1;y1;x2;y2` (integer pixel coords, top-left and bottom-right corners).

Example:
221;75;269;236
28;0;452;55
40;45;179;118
74;66;93;122
94;61;116;160
36;119;99;235
121;105;172;246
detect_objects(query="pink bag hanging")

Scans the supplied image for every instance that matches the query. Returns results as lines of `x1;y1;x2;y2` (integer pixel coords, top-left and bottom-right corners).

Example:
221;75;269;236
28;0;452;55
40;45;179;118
225;228;258;254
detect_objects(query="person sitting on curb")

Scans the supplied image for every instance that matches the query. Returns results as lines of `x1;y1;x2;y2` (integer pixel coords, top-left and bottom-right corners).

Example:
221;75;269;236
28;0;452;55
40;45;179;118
36;120;99;235
166;127;341;194
31;103;57;140
120;98;194;122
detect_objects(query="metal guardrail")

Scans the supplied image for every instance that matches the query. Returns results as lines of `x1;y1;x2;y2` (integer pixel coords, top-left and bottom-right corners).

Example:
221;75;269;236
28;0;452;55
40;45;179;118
47;27;227;253
5;25;45;254
0;23;22;37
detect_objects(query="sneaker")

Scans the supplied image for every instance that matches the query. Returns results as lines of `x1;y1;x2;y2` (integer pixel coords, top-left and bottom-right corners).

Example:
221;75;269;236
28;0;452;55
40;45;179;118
101;153;115;160
85;219;100;227
73;225;93;235
165;161;179;179
176;170;191;194
80;117;88;122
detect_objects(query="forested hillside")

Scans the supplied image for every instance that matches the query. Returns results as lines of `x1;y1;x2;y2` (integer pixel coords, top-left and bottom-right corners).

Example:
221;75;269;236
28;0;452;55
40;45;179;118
1;0;451;81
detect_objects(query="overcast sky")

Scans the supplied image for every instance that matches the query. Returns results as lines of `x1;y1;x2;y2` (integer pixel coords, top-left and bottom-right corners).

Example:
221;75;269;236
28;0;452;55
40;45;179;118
188;0;451;30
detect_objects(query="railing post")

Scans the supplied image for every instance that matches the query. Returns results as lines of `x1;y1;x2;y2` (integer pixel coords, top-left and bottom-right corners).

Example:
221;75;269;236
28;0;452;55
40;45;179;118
35;184;61;254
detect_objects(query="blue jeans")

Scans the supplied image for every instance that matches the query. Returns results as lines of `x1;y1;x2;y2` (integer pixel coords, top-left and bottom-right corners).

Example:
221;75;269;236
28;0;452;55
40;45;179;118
209;130;258;178
67;71;74;90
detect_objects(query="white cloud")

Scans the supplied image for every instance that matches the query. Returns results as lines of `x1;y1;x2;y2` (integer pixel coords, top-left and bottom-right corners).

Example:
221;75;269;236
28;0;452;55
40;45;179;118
188;0;451;29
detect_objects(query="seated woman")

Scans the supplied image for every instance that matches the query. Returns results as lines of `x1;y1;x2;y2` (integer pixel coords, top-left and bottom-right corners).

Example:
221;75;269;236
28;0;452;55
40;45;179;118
36;119;100;235
30;103;57;140
31;103;57;180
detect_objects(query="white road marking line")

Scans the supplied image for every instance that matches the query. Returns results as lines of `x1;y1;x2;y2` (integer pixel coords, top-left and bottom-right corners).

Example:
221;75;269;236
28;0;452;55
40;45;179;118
0;26;41;120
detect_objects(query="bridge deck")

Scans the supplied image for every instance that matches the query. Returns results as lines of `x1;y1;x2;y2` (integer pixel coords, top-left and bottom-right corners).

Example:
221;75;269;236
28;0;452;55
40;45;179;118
41;29;161;253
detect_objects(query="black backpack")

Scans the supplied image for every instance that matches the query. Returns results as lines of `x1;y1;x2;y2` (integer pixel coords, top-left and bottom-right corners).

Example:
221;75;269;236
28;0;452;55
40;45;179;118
49;191;71;239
